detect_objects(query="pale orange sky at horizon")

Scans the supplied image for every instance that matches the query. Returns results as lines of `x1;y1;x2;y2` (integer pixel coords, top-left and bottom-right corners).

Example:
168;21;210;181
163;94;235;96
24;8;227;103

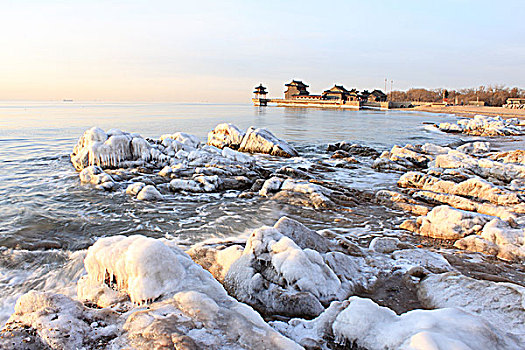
1;0;523;103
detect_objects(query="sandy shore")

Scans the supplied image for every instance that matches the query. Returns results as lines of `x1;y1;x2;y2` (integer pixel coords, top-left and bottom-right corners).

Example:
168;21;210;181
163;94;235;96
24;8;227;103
412;105;525;119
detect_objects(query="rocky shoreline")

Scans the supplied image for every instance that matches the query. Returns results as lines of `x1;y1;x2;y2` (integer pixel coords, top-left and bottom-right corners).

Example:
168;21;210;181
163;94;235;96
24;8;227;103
2;115;524;349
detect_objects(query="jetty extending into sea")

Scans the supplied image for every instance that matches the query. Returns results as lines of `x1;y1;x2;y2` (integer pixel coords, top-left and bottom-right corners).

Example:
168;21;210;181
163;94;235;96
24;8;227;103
253;80;411;110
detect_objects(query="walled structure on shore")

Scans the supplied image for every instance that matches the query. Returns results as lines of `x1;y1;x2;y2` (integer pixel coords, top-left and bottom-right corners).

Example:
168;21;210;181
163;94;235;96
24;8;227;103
253;80;402;109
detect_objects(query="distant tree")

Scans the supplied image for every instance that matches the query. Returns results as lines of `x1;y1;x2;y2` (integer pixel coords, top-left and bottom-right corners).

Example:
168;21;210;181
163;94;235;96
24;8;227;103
387;85;525;106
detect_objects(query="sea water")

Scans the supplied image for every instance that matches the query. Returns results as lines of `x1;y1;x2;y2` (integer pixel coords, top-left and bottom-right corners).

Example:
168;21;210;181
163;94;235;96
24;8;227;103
0;101;474;324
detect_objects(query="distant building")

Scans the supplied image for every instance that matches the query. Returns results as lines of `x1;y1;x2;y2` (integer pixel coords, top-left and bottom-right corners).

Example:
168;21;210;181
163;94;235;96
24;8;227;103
360;90;371;101
254;80;394;109
321;85;359;102
507;97;525;105
284;80;310;99
253;84;268;99
367;90;387;102
468;100;486;106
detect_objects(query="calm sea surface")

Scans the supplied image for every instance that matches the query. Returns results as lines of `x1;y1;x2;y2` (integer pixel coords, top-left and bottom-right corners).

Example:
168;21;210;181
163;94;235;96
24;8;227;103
0;101;482;323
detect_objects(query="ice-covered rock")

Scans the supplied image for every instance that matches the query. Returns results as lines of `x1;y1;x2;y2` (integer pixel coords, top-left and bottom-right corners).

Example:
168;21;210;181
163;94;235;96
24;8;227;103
125;182;145;196
207;123;245;149
490;149;525;164
418;272;525;343
369;237;405;254
225;226;344;317
258;176;285;197
438;115;524;136
398;171;523;208
71;127;158;170
79;165;116;190
372;144;433;172
409;205;491;240
434;150;525;183
136;185;163;201
332;297;520;350
160;132;201;149
1;291;120;350
271;179;337;209
4;235;302;349
456;141;490;155
82;235;184;304
190;218;373;318
275;296;520;350
273;216;332;253
238;126;298;157
454;218;525;261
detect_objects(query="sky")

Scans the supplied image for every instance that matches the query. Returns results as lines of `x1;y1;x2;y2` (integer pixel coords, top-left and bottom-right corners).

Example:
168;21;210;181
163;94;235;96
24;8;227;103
0;0;523;102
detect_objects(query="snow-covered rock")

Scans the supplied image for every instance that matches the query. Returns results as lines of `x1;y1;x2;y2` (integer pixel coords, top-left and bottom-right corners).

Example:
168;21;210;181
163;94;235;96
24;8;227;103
1;291;120;350
71;127;157;170
418;272;525;343
408;205;491;240
275;296;520;350
438;115;524;136
454;218;525;261
136;185;163;201
238;126;298;157
2;235;302;350
79;165;115;189
332;297;520;350
372;144;433;172
207;123;245;149
125;181;145;196
190;217;374;318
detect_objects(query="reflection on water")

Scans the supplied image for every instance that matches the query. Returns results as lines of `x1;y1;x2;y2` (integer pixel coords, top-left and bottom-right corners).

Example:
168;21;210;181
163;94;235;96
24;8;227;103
0;101;480;323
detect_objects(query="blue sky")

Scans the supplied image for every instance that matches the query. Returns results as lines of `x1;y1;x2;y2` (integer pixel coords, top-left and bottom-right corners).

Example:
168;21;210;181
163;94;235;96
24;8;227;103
0;0;523;102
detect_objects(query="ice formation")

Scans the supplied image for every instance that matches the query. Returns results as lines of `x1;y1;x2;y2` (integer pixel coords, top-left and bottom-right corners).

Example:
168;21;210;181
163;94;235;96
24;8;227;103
83;235;184;304
207;123;245;149
238;126;299;157
418;271;525;343
71;127;158;171
331;297;520;350
438;115;524;136
207;123;298;157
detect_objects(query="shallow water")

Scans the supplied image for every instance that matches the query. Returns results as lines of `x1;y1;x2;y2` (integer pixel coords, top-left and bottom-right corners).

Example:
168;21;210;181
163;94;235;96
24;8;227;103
0;101;494;323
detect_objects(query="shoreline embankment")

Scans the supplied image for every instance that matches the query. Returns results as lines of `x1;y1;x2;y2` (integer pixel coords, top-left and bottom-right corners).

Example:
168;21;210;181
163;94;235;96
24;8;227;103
412;105;525;119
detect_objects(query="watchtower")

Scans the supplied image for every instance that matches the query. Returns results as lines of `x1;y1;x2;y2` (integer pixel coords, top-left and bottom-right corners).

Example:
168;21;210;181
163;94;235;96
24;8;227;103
253;84;269;106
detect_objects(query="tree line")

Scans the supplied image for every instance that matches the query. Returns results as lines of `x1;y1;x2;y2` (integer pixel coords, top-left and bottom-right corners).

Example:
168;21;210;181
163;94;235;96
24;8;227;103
387;86;525;106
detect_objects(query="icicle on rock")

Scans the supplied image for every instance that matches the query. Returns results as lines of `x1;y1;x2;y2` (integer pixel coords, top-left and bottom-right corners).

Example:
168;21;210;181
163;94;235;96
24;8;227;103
82;235;184;304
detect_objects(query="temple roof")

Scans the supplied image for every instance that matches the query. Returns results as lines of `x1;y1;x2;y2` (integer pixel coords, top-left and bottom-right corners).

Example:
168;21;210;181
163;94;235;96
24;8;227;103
253;84;267;94
285;80;309;88
371;89;387;96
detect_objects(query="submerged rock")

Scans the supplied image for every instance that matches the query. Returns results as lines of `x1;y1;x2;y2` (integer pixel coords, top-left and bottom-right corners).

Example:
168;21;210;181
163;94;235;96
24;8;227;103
327;142;380;158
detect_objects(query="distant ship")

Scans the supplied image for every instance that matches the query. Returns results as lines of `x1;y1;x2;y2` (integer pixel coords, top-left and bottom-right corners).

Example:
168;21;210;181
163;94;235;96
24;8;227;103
63;99;73;102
